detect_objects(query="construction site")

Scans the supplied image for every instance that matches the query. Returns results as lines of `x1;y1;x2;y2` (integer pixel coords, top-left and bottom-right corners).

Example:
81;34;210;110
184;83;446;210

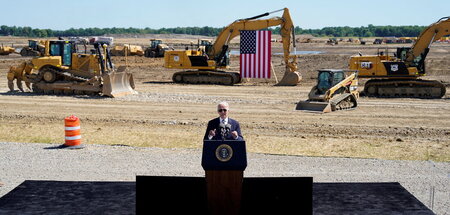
0;7;449;215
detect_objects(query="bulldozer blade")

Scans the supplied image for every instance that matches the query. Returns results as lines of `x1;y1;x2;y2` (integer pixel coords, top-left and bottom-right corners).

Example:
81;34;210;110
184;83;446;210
102;70;136;98
275;71;302;86
296;101;332;113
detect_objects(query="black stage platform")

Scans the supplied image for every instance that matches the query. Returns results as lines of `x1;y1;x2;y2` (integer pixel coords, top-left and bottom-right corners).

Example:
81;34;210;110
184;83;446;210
0;177;433;215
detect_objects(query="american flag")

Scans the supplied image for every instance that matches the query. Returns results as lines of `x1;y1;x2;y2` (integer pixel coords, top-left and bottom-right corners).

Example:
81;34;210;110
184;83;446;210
240;30;271;79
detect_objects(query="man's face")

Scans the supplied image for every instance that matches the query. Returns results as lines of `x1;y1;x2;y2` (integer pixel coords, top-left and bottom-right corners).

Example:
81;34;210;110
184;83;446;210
217;104;229;118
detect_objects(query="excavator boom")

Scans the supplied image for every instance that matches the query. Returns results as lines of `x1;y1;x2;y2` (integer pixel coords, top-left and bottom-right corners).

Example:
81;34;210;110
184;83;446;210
406;17;450;65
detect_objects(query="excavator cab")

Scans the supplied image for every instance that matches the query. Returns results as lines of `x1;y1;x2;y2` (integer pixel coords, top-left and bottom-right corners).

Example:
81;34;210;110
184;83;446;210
396;47;428;75
198;39;213;54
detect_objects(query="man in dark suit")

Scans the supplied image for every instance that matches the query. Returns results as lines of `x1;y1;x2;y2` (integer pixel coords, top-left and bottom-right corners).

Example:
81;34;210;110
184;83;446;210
204;101;243;141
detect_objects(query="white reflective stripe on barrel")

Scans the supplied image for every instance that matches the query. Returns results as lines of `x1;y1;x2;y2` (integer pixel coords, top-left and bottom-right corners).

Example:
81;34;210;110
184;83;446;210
65;126;81;131
65;135;81;140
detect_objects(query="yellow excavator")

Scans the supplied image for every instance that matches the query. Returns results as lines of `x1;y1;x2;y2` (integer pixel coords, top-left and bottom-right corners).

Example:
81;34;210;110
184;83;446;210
164;8;301;86
296;70;359;113
8;40;135;97
349;16;449;98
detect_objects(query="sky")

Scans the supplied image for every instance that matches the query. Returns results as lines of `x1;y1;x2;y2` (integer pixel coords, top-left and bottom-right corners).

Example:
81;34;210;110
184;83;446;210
2;0;449;30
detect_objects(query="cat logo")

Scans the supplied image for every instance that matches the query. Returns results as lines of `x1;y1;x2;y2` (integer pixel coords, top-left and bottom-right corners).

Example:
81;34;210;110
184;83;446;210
360;62;372;69
391;64;399;72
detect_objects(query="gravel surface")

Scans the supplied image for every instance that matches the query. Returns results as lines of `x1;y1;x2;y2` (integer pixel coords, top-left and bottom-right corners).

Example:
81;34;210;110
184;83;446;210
0;142;448;214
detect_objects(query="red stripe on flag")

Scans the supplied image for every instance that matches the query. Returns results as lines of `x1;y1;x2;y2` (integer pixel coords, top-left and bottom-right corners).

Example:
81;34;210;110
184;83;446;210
266;31;272;78
259;31;262;79
261;31;265;79
255;31;259;78
240;54;243;78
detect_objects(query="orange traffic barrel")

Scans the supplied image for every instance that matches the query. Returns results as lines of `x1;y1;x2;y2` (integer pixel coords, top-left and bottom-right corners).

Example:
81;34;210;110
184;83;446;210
63;115;84;149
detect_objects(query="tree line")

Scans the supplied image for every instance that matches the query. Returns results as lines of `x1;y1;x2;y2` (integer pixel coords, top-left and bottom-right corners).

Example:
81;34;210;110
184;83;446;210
0;25;426;38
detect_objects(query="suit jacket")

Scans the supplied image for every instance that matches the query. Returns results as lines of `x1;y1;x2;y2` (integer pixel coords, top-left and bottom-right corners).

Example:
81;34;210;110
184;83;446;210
204;117;243;141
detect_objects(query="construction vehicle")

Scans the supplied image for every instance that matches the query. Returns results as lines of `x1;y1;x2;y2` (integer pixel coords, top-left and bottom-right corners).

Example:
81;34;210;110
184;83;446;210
383;37;398;44
8;40;135;97
20;40;45;56
144;39;171;57
196;39;212;54
89;37;114;45
326;38;339;45
0;44;16;55
398;37;415;43
373;38;383;44
111;44;145;56
164;8;301;86
437;36;449;42
296;70;359;113
349;16;449;98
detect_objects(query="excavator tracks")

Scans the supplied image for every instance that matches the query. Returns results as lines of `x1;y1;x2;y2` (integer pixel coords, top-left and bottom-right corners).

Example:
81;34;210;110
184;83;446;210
172;71;241;85
364;79;446;98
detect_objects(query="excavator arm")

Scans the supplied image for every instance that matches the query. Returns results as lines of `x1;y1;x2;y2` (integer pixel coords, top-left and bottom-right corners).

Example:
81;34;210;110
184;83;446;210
208;8;301;86
406;17;450;65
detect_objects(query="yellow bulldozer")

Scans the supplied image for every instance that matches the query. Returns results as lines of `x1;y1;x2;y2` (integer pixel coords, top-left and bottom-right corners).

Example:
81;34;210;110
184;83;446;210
8;40;135;97
0;44;16;55
111;44;145;56
296;69;359;113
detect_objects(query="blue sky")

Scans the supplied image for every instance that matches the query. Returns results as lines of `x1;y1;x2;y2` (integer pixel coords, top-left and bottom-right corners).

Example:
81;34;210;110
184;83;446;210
3;0;449;30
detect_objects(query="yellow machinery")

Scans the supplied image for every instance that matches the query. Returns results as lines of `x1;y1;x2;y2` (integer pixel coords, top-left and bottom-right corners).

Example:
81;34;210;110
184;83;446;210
8;40;135;97
296;70;359;113
111;44;144;56
0;44;16;55
349;16;449;98
164;8;301;86
20;40;45;56
144;39;171;58
196;39;213;54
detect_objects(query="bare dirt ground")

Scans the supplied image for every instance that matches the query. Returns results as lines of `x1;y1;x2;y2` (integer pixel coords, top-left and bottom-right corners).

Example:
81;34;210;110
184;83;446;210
0;36;449;162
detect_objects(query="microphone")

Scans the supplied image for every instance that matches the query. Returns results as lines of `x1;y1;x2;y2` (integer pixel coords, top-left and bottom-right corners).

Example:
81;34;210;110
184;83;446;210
219;123;226;139
225;124;231;136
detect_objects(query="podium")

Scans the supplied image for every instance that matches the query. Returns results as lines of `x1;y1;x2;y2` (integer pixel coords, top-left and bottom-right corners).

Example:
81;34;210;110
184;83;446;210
202;140;246;215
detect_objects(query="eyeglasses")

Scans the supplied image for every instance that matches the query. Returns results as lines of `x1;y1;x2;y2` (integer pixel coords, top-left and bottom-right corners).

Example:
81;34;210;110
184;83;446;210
217;109;228;112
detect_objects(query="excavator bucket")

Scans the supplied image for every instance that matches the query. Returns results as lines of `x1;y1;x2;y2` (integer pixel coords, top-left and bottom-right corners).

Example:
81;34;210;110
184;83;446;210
102;66;136;97
275;71;302;86
296;100;332;113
